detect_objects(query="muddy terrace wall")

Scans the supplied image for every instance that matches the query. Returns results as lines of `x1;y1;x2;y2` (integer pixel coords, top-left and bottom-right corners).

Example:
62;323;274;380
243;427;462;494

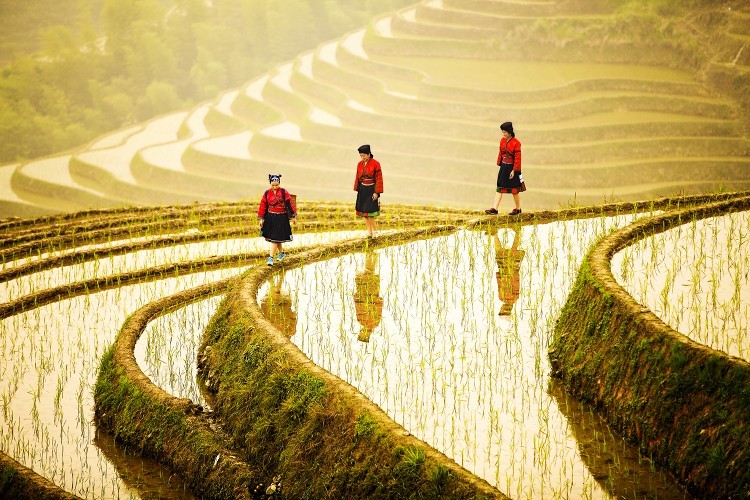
0;453;79;500
550;195;750;498
198;227;506;499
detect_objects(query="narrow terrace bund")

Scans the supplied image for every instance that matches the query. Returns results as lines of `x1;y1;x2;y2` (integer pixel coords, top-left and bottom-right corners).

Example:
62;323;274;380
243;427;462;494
2;193;745;498
193;193;743;498
200;228;510;499
550;195;750;498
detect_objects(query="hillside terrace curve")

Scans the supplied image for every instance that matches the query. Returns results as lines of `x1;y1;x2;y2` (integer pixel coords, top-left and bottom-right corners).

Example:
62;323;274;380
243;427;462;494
550;195;750;497
0;0;747;221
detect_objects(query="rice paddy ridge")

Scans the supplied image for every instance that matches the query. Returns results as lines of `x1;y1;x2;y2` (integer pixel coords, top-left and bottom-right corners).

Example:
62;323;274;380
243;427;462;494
97;224;501;499
95;272;260;499
114;192;744;496
202;225;510;498
2;0;748;218
0;203;466;270
0;208;469;310
1;192;747;497
551;194;750;497
0;207;261;263
0;203;469;498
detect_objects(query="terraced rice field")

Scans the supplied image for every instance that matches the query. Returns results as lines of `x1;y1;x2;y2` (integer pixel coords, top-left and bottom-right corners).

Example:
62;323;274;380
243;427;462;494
4;194;746;498
271;220;689;498
1;0;748;218
1;0;749;498
612;210;750;360
0;201;390;497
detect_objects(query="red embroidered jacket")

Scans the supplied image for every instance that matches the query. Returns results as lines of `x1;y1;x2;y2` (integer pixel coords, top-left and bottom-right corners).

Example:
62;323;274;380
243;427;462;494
353;158;384;194
497;137;522;172
258;188;296;218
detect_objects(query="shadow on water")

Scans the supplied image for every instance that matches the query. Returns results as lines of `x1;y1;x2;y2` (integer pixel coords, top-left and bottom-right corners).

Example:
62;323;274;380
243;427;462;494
548;378;691;499
93;424;197;499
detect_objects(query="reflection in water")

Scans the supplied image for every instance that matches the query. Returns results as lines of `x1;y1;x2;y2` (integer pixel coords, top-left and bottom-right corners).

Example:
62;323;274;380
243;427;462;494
92;426;197;499
547;379;690;499
0;231;358;497
492;229;524;316
259;270;297;337
353;250;383;342
285;219;688;498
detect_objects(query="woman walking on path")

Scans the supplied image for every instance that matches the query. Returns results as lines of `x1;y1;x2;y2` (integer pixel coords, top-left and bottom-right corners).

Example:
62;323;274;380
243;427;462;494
486;122;525;215
354;144;383;237
258;174;296;265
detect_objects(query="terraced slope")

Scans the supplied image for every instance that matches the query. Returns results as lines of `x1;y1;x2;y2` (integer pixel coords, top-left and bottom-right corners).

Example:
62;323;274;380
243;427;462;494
1;0;748;217
1;191;746;498
0;201;492;499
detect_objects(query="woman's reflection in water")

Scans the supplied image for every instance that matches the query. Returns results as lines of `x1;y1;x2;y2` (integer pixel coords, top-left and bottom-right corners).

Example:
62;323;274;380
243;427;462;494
492;228;525;316
260;270;297;337
353;251;383;342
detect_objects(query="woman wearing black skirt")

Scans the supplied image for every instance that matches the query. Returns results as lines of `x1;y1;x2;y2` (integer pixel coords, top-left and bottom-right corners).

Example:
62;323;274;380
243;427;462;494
485;122;525;216
354;144;383;237
258;174;296;265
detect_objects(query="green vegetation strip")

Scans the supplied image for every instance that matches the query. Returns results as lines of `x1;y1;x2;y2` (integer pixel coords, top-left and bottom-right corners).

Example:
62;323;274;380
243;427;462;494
0;251;272;320
200;225;507;498
0;208;467;282
550;195;750;498
94;274;265;499
4;195;748;496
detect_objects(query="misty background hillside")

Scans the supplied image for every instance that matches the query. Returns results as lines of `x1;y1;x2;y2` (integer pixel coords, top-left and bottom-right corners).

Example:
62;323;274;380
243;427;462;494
0;0;748;217
0;0;413;160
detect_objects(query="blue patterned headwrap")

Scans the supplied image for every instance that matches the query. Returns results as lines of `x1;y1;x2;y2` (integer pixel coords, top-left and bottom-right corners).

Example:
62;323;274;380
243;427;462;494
268;174;282;183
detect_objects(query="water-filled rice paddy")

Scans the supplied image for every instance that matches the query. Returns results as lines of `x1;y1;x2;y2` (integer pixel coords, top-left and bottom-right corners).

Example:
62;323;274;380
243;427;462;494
0;270;236;498
258;216;689;498
612;210;750;360
0;230;356;498
137;296;225;406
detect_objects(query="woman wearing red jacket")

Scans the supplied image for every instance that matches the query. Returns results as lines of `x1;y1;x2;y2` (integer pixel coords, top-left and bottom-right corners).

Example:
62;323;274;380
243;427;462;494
354;144;383;237
486;122;525;215
258;174;296;265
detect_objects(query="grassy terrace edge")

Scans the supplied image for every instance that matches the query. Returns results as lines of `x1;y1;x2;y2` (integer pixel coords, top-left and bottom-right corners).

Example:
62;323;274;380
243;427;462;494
198;226;507;499
2;193;746;498
550;194;750;498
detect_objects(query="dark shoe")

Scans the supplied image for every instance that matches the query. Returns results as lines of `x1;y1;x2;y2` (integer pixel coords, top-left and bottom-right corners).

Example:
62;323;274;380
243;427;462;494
484;208;498;215
509;208;522;215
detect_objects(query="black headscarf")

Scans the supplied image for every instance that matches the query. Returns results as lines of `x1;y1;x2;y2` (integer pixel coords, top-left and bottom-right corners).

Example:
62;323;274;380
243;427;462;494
357;144;373;158
500;122;515;138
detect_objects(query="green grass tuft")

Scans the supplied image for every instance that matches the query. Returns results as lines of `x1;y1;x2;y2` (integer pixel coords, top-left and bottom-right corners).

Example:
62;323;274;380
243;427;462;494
354;413;378;440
